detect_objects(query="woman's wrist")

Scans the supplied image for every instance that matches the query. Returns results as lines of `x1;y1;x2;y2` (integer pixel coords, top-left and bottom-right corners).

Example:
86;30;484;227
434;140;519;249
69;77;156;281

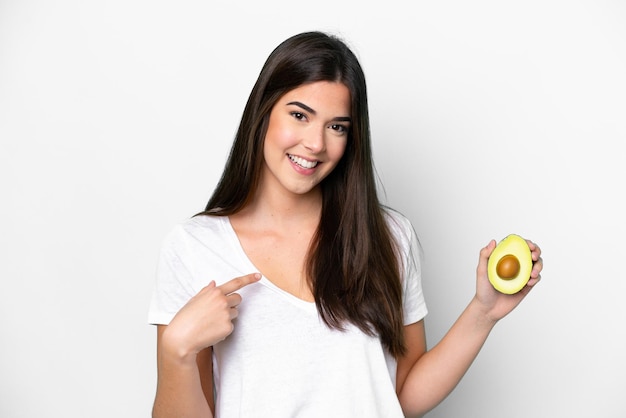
468;296;499;330
161;326;200;366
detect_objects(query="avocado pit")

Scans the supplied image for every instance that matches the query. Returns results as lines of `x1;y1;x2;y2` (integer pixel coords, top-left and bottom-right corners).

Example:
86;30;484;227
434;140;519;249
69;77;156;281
496;254;520;279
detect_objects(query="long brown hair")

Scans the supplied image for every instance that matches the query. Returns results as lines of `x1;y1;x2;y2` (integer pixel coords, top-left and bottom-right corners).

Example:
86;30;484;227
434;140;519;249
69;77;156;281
200;31;406;357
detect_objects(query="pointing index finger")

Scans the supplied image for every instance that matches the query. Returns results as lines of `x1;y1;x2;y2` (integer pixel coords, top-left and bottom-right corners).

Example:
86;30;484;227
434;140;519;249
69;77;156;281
218;273;261;295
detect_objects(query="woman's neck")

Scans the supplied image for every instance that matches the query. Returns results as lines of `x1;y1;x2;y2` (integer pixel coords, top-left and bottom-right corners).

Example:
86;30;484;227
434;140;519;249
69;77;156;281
235;183;323;228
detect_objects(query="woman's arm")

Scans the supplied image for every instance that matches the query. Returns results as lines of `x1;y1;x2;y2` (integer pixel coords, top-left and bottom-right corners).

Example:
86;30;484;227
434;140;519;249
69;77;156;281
398;239;543;417
397;297;497;417
153;326;214;418
152;273;261;418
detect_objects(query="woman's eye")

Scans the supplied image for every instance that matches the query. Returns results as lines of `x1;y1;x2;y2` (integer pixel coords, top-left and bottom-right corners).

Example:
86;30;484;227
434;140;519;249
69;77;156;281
330;124;348;134
291;112;306;121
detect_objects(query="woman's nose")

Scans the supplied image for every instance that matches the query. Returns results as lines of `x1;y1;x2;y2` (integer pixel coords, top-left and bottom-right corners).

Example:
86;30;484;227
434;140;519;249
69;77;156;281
302;126;326;153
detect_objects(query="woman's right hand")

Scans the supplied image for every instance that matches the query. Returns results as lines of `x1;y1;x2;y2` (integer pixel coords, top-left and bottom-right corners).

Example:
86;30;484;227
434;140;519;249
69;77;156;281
161;273;261;362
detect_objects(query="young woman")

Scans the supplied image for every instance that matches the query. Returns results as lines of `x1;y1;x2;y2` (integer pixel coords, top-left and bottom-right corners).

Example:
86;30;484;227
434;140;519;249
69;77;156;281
148;31;543;417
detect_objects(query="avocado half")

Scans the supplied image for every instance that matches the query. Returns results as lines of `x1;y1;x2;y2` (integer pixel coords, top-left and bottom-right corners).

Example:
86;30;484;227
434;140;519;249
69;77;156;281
487;234;532;294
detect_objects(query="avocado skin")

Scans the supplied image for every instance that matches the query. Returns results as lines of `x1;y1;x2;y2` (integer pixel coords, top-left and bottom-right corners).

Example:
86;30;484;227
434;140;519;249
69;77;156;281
487;234;532;294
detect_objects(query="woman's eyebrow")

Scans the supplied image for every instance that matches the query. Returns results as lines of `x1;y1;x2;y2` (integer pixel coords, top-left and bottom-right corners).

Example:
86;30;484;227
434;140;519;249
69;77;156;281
287;101;316;114
286;101;351;122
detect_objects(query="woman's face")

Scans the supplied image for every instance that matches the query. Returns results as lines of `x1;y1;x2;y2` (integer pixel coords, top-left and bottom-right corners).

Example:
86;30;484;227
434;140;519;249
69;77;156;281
260;81;351;197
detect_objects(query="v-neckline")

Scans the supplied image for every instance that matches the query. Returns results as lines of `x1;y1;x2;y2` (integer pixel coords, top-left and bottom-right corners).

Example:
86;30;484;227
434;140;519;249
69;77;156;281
221;216;317;312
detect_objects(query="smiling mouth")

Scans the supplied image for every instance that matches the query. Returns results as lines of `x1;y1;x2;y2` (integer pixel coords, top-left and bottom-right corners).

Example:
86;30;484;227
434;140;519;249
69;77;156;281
288;154;319;169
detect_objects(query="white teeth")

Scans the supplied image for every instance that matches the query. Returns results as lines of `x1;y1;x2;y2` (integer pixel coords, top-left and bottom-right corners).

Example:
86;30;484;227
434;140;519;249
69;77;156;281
288;154;318;169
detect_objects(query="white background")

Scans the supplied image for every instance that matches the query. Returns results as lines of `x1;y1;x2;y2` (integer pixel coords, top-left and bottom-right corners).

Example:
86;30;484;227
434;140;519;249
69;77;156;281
1;1;625;417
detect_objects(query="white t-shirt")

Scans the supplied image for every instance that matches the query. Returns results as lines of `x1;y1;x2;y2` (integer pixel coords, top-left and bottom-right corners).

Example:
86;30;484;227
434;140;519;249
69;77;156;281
148;210;428;417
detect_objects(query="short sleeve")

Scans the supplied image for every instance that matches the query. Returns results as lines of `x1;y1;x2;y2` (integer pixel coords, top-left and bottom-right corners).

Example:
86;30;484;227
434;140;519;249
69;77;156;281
386;210;428;325
147;225;197;325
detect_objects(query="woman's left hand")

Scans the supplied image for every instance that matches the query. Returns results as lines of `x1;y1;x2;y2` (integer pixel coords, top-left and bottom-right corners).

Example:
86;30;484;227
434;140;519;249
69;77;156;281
474;238;543;322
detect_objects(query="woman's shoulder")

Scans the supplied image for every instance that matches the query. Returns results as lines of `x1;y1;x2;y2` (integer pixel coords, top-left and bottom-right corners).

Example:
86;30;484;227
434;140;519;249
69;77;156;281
382;206;413;234
181;213;227;230
381;206;421;251
161;214;230;249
